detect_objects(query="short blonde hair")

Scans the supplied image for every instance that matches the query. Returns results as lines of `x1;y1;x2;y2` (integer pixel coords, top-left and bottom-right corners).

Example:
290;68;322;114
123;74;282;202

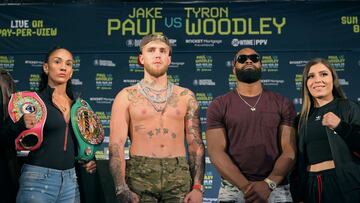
139;34;172;56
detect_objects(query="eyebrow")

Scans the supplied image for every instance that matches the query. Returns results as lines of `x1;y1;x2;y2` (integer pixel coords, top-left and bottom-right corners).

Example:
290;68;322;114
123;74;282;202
308;70;329;75
52;57;75;63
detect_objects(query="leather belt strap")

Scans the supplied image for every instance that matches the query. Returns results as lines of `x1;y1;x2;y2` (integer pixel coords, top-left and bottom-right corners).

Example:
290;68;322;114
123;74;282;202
8;91;47;151
71;98;104;161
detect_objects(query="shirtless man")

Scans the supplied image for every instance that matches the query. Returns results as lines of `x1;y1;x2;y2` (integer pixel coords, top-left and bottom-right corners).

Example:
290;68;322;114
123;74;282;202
109;34;205;203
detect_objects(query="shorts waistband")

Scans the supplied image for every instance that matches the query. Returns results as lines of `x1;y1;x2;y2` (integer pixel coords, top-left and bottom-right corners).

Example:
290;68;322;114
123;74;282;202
129;155;187;164
308;168;336;176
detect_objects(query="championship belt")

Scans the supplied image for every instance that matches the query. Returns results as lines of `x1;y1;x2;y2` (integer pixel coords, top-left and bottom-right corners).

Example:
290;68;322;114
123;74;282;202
71;98;104;161
8;91;47;151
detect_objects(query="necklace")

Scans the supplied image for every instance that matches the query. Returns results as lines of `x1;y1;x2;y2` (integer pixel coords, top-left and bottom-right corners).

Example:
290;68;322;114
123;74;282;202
139;79;168;93
137;80;174;112
138;79;173;103
52;95;69;113
236;90;262;112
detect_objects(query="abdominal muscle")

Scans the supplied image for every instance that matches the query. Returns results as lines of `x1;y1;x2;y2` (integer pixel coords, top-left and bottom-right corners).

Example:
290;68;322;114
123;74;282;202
128;110;187;158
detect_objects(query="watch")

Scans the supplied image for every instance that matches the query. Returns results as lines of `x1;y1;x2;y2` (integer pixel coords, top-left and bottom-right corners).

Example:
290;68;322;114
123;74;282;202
192;184;205;193
264;178;277;190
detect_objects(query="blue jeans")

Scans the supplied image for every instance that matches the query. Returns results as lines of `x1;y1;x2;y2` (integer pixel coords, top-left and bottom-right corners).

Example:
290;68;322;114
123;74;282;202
16;164;80;203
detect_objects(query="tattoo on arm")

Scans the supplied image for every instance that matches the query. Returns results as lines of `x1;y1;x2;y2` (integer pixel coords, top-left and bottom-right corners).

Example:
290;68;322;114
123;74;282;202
185;91;205;184
109;143;125;187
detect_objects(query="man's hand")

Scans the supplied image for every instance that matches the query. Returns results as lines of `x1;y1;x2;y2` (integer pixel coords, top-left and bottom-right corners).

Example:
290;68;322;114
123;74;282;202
80;160;96;174
183;189;203;203
115;185;139;203
244;181;271;203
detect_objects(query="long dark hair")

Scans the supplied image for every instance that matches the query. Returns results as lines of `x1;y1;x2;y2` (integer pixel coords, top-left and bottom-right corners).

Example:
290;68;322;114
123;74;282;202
0;68;15;120
298;58;346;130
39;46;74;99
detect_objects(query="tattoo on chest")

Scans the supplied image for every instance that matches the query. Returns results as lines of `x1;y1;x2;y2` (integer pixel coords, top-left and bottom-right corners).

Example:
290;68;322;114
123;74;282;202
180;89;189;96
134;125;145;132
145;128;176;139
163;128;169;134
127;89;141;103
167;94;179;108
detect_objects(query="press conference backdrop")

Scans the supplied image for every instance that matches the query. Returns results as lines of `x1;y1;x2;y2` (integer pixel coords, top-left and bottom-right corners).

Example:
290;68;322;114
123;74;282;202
1;2;360;202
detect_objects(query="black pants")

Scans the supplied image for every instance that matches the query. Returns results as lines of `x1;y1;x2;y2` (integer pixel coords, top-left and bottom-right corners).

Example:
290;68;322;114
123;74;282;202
306;169;344;203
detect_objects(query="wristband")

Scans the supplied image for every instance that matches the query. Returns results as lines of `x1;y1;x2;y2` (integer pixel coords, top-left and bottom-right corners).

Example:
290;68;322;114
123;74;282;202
192;184;204;193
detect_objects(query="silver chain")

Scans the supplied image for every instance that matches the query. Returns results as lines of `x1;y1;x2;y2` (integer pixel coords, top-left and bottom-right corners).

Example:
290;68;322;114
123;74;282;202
236;90;262;111
137;80;174;112
139;79;168;93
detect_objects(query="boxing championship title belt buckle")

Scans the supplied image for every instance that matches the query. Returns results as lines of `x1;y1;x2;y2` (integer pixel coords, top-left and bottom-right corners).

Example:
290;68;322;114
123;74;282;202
8;91;47;151
71;98;104;161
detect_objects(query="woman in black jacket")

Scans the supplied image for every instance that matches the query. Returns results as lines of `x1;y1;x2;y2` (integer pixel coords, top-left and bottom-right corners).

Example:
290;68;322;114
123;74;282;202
293;58;360;203
8;47;96;203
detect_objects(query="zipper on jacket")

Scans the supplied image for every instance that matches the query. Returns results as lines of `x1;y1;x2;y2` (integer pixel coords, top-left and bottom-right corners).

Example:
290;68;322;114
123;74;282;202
64;123;69;151
52;101;69;152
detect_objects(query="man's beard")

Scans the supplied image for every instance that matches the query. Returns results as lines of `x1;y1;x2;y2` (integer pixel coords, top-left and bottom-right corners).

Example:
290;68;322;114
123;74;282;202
235;67;262;84
145;65;168;78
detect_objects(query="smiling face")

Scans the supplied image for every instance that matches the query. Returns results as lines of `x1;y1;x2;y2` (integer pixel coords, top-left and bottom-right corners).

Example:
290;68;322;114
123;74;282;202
139;40;171;78
43;48;74;87
306;62;334;103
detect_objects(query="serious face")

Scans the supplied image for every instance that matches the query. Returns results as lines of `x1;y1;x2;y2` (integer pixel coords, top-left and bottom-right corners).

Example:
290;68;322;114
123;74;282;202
233;48;262;83
139;40;171;78
43;48;74;86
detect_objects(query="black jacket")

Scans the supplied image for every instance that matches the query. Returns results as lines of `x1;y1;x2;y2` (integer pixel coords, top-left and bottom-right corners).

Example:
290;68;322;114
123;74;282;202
291;98;360;202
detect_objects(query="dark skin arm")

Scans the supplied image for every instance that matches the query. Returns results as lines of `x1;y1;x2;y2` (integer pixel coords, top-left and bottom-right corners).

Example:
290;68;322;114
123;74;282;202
206;128;251;192
244;125;296;202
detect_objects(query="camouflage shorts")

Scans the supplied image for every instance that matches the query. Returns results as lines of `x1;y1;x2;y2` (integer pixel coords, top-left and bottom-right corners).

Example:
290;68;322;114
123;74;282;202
218;179;293;203
126;155;191;202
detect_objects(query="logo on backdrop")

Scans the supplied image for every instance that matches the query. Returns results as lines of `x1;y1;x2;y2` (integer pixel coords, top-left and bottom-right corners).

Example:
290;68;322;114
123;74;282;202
261;55;279;72
94;59;116;67
294;74;303;91
327;55;345;72
196;92;213;110
129;55;143;73
0;56;15;72
167;75;180;85
29;74;41;91
195;55;213;72
0;19;57;37
95;73;113;90
106;6;286;42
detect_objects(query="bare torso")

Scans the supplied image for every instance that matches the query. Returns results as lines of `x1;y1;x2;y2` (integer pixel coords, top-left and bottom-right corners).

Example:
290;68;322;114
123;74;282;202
126;84;189;158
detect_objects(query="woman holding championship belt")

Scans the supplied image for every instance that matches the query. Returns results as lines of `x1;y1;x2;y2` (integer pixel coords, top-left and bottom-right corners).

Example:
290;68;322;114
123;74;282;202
8;47;96;203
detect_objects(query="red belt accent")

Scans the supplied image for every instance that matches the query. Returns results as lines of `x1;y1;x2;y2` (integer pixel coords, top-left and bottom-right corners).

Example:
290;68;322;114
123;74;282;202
316;175;323;203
